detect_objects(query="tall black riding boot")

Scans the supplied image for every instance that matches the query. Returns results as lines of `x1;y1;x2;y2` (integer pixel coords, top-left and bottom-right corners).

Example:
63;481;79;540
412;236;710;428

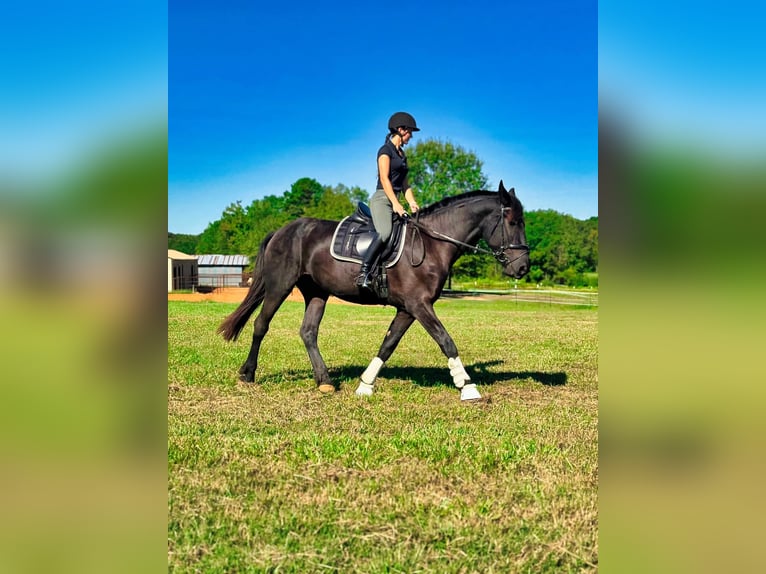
356;233;385;289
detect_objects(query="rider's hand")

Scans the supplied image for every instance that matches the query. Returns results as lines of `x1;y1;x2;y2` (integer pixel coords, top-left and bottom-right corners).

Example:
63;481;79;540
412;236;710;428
393;202;406;217
409;201;419;213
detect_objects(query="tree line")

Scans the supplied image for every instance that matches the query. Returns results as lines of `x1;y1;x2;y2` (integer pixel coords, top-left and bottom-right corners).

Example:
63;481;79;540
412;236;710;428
169;140;597;287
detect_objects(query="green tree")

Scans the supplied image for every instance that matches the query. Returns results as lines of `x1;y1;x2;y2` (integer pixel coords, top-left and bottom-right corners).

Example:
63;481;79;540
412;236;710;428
168;232;199;254
525;210;599;285
583;217;598;272
406;139;489;206
283;177;324;218
219;201;250;250
240;195;291;256
452;249;496;280
196;219;226;253
304;184;368;221
186;172;599;288
195;201;250;254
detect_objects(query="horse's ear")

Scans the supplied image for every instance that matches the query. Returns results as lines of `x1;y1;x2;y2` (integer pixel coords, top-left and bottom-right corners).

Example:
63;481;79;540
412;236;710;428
498;180;511;205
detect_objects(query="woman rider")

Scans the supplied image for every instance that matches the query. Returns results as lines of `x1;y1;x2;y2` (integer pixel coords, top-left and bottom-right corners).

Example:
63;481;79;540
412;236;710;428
356;111;421;289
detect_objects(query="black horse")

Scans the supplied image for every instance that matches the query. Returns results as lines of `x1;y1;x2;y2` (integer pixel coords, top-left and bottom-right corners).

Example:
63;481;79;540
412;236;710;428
219;181;529;401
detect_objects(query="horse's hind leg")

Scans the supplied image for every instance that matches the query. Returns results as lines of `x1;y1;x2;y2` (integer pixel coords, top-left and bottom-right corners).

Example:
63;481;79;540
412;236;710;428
355;308;415;396
299;294;335;393
239;292;290;382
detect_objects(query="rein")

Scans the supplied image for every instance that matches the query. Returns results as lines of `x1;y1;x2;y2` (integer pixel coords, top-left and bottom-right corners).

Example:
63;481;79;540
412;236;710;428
405;206;529;266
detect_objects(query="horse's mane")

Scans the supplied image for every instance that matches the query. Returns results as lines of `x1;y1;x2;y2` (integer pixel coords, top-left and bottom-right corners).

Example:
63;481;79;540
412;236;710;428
418;189;523;217
417;190;495;216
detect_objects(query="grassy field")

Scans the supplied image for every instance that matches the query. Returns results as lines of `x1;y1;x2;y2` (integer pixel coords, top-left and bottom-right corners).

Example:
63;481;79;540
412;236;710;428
168;298;598;572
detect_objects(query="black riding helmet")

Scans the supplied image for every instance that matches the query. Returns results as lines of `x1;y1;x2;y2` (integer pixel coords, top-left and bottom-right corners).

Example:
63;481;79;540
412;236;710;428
388;111;420;132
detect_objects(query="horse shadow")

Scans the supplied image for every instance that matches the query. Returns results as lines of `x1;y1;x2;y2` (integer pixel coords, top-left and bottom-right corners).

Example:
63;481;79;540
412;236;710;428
326;360;567;388
249;360;566;388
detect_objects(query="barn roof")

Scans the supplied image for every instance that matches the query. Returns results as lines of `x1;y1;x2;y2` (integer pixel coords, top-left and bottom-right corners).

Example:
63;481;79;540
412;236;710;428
168;249;197;260
197;254;250;266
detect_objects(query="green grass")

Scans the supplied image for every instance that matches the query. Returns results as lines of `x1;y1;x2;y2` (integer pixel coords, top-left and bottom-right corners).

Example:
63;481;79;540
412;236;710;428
168;299;598;572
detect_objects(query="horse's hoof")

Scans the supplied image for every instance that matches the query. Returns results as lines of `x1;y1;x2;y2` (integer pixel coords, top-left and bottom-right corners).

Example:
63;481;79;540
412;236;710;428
354;382;374;397
239;372;255;383
460;384;482;401
318;384;336;394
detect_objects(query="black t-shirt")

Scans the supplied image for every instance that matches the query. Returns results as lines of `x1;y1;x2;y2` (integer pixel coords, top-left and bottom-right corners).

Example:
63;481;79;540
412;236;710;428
376;137;409;192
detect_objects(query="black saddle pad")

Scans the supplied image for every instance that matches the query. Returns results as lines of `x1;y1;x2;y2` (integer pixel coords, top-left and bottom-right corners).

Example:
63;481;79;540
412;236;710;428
330;202;407;267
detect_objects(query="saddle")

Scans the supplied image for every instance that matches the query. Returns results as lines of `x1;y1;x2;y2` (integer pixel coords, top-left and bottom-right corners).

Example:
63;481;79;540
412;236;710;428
330;202;407;268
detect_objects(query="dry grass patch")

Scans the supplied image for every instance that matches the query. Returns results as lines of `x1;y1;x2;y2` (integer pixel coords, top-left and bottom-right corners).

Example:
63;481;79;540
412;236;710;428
169;299;597;572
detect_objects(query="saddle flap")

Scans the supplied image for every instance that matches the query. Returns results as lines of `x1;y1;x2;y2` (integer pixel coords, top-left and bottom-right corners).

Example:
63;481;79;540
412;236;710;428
330;208;407;268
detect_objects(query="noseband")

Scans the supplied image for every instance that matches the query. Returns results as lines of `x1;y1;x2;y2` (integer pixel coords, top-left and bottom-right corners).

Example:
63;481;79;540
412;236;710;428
408;206;529;266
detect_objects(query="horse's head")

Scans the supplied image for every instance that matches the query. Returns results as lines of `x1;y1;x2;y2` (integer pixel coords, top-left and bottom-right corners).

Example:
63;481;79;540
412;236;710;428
487;181;530;279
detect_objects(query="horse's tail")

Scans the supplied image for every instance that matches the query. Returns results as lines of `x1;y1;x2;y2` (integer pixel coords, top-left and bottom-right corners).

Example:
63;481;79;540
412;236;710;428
217;232;275;342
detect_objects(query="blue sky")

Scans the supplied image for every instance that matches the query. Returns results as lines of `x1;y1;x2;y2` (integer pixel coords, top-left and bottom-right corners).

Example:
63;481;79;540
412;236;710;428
168;0;598;234
2;3;762;236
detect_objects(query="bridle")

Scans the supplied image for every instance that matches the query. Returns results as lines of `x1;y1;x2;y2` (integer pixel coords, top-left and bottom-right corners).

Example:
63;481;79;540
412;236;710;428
487;206;530;265
405;205;529;266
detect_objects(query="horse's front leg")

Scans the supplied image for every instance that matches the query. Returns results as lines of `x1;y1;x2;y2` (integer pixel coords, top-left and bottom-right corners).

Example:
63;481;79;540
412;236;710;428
355;308;415;396
408;301;482;401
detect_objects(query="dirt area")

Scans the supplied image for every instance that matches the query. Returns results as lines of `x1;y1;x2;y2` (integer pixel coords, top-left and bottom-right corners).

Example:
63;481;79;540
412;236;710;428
169;287;255;303
168;287;504;306
168;287;353;305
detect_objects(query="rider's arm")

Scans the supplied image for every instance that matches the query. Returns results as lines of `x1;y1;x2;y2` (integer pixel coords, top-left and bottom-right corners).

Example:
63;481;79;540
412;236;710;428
403;184;419;213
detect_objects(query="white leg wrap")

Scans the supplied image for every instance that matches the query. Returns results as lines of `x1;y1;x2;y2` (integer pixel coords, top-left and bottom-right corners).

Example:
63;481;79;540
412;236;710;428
360;357;384;385
448;357;471;389
356;357;384;396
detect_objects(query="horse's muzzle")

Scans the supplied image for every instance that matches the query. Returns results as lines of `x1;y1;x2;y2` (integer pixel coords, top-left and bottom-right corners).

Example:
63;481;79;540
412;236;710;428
513;262;529;279
503;254;530;279
496;243;530;279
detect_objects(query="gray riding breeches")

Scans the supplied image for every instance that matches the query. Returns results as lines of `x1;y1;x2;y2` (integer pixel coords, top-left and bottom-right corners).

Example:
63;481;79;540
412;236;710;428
369;188;398;242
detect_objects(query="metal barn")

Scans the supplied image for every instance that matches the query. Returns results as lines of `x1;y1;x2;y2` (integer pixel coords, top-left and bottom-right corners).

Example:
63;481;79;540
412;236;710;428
197;254;251;288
